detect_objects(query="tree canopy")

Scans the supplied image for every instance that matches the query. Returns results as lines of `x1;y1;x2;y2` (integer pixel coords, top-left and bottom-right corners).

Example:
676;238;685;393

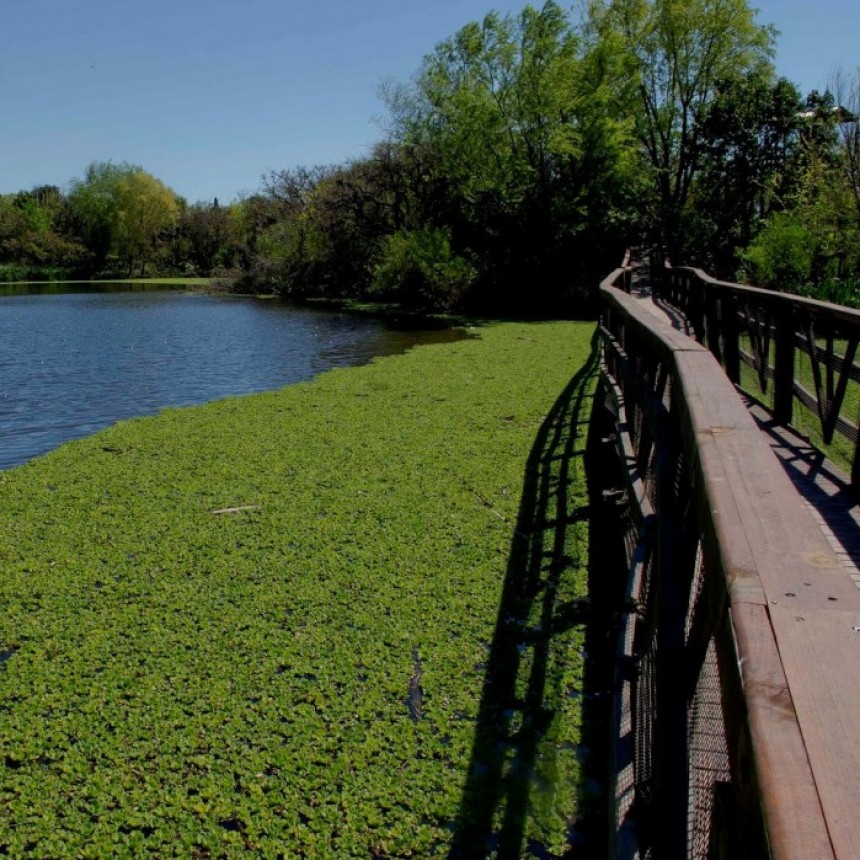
588;0;775;255
1;3;858;308
67;162;180;276
379;1;633;309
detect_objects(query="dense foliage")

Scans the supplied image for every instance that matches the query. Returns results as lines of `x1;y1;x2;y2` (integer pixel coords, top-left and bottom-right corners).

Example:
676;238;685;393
1;1;858;305
0;321;595;858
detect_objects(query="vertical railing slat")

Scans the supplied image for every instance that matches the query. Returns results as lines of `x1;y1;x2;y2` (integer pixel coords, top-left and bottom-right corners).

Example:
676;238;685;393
773;303;796;425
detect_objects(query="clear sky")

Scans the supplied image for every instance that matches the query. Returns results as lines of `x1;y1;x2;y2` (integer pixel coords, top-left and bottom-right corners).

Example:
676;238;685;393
1;0;858;204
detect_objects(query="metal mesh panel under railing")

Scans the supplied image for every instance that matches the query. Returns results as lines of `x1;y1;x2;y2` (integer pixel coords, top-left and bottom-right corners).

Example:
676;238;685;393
633;618;659;858
687;637;731;860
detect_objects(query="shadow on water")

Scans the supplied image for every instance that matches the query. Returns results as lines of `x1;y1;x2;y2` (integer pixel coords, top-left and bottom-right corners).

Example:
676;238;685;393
448;334;615;859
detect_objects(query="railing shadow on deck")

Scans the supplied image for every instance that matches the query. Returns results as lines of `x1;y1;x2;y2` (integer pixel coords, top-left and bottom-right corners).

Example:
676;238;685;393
743;396;860;572
649;256;860;574
447;334;615;860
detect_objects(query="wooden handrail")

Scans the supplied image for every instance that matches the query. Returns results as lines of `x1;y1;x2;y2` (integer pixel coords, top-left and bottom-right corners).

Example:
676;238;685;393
597;264;860;859
671;265;860;326
652;262;860;485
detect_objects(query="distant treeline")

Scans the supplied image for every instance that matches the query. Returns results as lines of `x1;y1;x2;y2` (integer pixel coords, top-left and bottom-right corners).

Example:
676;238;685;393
3;0;860;312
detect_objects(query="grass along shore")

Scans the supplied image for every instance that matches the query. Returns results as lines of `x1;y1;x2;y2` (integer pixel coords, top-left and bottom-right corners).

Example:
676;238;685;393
1;277;214;286
0;321;597;858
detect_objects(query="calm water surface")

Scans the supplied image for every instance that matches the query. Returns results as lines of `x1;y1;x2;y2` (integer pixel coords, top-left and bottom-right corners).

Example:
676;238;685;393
0;287;465;470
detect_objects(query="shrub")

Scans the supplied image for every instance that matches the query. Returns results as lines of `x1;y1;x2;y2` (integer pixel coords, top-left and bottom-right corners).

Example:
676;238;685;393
370;228;475;311
796;276;860;308
740;212;815;289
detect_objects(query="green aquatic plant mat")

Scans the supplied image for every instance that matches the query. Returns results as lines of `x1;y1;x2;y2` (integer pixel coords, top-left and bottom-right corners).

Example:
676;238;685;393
0;321;596;858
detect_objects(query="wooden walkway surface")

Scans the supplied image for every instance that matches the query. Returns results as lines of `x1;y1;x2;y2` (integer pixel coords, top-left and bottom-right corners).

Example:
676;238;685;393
748;404;860;591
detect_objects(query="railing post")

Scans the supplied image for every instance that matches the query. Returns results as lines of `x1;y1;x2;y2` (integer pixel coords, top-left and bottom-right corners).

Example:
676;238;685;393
851;437;860;492
773;303;795;425
690;274;706;344
722;291;741;384
649;253;664;301
705;283;722;363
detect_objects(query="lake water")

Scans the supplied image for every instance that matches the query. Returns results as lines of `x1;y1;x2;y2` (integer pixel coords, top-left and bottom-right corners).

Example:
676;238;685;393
0;286;465;470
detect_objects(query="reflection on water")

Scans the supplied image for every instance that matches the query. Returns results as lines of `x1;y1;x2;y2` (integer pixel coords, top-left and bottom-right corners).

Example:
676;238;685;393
0;287;467;470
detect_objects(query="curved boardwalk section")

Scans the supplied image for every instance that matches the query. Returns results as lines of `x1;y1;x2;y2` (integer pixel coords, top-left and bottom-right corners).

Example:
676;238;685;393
597;266;860;859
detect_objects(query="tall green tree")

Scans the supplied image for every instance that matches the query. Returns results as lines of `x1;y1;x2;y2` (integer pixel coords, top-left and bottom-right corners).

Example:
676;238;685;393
832;69;860;234
67;162;131;272
180;199;241;275
67;162;180;275
113;170;179;275
738;84;860;290
692;73;801;274
384;1;633;309
589;0;775;255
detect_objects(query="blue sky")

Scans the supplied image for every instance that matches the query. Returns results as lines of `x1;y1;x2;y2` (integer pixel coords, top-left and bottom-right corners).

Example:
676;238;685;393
1;0;858;204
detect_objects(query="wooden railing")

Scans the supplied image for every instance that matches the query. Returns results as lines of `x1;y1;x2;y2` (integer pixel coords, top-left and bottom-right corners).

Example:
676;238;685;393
596;264;860;859
652;262;860;487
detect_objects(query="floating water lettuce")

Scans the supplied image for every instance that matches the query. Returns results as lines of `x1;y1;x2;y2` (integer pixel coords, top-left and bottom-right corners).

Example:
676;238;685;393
0;321;595;858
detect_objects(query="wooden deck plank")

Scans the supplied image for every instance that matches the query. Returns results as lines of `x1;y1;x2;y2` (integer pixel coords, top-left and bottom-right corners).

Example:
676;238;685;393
731;602;835;860
769;605;860;859
744;401;860;592
675;352;858;610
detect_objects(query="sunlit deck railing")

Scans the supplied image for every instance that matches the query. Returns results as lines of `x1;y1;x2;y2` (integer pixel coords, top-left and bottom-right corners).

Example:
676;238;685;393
596;263;860;859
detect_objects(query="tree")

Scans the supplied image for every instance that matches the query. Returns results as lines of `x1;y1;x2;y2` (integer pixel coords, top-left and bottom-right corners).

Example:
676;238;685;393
246;167;337;293
692;73;801;274
0;186;89;277
113;170;179;275
67;162;180;275
384;1;633;310
249;156;420;298
589;0;775;255
180;199;241;275
67;161;132;272
832;68;860;234
742;153;860;289
370;227;475;310
740;211;815;287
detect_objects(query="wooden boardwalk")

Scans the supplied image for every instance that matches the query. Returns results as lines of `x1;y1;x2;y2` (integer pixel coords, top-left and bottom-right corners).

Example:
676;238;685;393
608;276;860;859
